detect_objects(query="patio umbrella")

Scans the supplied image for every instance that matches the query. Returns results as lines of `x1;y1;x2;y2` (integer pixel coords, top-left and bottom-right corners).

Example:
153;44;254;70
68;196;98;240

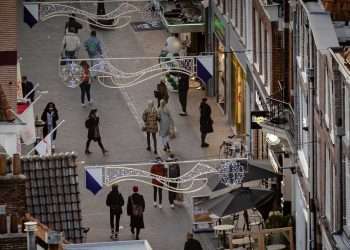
200;187;275;217
207;159;280;191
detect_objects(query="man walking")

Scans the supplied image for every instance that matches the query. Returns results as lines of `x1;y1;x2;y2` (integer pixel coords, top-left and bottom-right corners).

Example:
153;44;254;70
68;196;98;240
106;184;124;240
62;31;80;59
178;73;189;116
84;30;103;66
150;157;166;208
21;76;35;102
167;154;180;208
127;186;145;240
184;233;203;250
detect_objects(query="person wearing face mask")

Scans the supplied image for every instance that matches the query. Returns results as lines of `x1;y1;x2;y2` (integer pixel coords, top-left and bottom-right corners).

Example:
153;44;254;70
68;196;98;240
41;102;59;149
84;109;108;155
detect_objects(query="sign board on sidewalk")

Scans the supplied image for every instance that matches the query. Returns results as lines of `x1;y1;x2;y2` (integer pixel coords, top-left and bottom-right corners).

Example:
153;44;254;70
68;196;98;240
192;195;214;233
131;20;164;32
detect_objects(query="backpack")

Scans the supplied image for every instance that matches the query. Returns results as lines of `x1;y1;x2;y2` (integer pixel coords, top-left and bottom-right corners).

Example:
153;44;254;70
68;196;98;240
131;197;142;216
86;40;98;56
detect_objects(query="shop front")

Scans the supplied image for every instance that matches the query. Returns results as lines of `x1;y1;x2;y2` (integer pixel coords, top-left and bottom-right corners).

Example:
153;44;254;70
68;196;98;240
231;52;246;138
213;14;226;112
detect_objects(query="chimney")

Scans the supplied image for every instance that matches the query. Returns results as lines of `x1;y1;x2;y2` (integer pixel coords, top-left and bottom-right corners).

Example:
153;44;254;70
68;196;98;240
0;154;6;176
12;153;21;175
25;221;37;250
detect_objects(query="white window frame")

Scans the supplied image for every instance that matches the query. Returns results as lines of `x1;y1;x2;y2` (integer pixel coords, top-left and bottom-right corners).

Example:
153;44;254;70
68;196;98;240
325;146;332;222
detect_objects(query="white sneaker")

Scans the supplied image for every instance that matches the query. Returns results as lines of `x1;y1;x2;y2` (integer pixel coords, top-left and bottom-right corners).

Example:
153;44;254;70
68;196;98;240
81;103;86;107
158;204;162;209
171;204;175;209
88;100;93;105
153;202;157;207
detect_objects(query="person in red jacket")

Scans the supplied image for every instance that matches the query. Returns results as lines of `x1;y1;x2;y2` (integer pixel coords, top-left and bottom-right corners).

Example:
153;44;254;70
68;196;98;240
150;157;166;208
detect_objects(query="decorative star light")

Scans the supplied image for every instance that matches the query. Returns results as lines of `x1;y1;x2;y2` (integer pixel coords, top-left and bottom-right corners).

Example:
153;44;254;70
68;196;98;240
60;62;83;88
217;160;246;186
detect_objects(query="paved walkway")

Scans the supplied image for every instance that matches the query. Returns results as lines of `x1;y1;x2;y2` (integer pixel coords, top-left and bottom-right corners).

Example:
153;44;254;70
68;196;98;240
18;3;232;249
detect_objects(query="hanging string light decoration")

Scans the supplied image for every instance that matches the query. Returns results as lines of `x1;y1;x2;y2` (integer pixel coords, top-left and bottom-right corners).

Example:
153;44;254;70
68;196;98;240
217;160;246;186
60;62;83;88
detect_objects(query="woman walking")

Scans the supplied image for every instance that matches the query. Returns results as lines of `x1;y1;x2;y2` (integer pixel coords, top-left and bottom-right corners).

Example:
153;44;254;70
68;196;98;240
199;98;213;147
155;80;169;107
41;102;59;149
127;186;145;240
158;99;174;152
142;100;159;154
80;61;92;106
84;109;108;155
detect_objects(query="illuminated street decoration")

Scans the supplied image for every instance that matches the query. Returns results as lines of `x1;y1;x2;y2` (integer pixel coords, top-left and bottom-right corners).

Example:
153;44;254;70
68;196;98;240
25;1;145;30
85;158;247;194
58;56;213;89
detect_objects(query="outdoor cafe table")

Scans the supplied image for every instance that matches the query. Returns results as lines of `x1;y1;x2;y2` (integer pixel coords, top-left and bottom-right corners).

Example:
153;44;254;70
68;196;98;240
266;244;286;250
214;224;234;248
231;236;255;247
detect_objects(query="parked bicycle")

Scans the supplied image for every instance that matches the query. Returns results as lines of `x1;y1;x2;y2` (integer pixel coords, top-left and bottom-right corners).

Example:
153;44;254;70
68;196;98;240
219;134;247;158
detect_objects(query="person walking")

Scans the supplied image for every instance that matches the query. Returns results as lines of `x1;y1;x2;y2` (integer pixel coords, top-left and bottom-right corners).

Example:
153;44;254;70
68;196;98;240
199;98;213;147
167;154;180;208
41;102;59;149
80;60;92;106
142;100;159;154
21;76;35;102
106;184;124;240
84;30;103;66
65;16;82;34
158;99;174;152
155;80;169;108
178;73;189;116
150;157;166;208
62;31;80;59
84;109;108;155
127;186;145;240
184;233;203;250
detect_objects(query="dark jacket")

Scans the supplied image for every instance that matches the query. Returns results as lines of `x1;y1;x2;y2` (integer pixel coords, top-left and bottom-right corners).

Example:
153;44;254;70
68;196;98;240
65;19;82;34
106;190;124;214
41;109;59;140
22;81;35;102
151;163;166;186
200;102;213;133
127;193;145;228
178;74;189;93
85;117;101;140
168;163;180;178
184;238;203;250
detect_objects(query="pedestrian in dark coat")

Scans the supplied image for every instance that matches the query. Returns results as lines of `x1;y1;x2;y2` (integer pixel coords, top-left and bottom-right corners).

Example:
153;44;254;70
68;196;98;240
84;109;108;155
21;76;35;102
167;154;180;208
80;60;92;106
178;73;189;116
184;233;203;250
199;98;213;147
142;100;159;154
156;80;169;107
41;102;59;148
127;186;145;240
150;157;166;208
65;16;82;34
106;184;124;239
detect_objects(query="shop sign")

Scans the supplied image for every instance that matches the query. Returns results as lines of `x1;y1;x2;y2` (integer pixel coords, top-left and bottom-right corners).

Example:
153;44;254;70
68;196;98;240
213;15;225;41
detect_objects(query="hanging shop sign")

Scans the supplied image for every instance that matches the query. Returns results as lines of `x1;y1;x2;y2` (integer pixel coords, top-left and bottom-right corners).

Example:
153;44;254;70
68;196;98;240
231;52;246;136
251;111;270;129
213;15;225;41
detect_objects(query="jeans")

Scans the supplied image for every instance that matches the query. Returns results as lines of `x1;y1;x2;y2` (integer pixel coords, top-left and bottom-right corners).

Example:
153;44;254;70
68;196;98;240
80;82;91;104
168;182;177;205
146;132;157;150
153;186;162;204
110;210;121;233
65;50;76;59
86;138;105;152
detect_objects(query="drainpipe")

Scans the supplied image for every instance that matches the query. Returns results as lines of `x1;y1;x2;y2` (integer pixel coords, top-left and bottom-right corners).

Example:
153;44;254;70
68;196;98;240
24;221;37;250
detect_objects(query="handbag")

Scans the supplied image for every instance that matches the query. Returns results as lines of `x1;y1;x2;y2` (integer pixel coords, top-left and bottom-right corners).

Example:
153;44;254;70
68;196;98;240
154;90;160;99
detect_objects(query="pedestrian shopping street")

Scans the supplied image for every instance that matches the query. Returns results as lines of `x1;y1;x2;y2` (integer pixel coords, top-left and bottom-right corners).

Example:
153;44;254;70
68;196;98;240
18;6;231;250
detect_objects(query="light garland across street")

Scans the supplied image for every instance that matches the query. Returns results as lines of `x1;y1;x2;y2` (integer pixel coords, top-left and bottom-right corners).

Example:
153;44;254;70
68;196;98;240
85;158;248;194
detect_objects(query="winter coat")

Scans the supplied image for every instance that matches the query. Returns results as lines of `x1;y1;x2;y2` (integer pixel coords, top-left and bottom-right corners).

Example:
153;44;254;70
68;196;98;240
178;74;189;94
41;110;59;140
142;109;158;133
151;163;166;186
184;239;203;250
127;193;145;229
158;109;174;137
157;82;169;103
65;19;82;34
85;117;101;141
200;102;213;134
106;190;124;214
22;81;35;102
62;32;80;52
84;37;103;57
168;163;180;178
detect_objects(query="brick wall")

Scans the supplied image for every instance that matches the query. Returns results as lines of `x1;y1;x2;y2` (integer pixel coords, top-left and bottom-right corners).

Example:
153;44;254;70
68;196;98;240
0;176;26;216
323;0;350;21
0;234;27;250
271;22;284;97
0;0;17;110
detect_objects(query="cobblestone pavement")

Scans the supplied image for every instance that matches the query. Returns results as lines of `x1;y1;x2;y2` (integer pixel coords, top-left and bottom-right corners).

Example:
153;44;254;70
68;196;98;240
19;4;232;249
